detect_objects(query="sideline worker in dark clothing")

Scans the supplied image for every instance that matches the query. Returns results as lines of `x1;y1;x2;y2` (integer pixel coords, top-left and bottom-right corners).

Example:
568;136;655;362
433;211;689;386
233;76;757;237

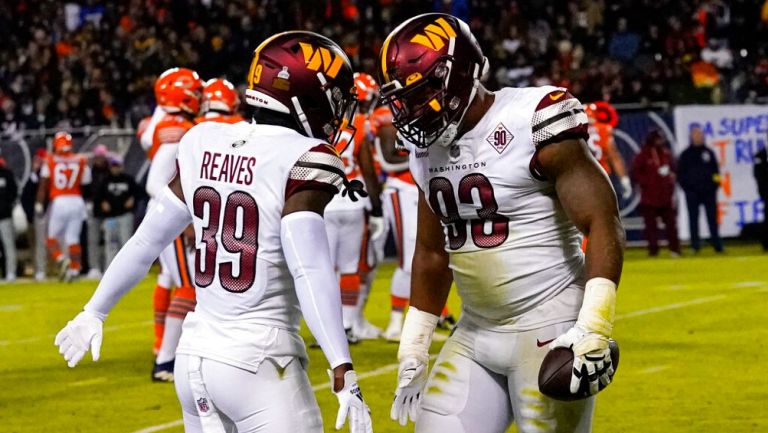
677;126;724;253
94;155;140;266
631;130;681;256
0;157;19;281
754;145;768;251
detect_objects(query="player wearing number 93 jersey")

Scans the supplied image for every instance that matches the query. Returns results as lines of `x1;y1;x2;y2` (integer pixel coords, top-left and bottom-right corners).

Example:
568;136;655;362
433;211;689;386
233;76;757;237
54;31;373;433
379;13;625;433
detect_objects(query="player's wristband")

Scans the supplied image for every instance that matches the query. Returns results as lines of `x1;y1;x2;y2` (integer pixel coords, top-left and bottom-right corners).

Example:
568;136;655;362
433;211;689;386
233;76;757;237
576;278;617;337
397;306;439;365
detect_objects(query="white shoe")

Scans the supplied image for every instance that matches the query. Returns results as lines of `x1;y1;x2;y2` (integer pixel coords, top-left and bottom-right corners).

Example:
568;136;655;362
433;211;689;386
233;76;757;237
34;272;46;282
57;257;71;281
85;269;102;280
63;268;79;283
4;274;16;283
352;318;381;340
383;315;403;342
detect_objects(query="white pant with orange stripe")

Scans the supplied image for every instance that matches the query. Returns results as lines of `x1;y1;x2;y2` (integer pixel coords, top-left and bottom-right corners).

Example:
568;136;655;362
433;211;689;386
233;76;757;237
383;180;418;299
158;236;194;290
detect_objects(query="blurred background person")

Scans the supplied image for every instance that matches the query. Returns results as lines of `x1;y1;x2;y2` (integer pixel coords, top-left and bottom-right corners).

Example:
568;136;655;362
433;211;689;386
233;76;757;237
0;156;19;281
754;142;768;251
95;155;139;266
631;130;681;257
21;149;49;280
85;144;111;279
678;126;724;253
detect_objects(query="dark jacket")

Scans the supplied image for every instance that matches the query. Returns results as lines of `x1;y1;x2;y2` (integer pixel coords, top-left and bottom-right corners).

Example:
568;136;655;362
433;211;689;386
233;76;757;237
677;144;720;196
755;147;768;200
631;143;677;207
0;166;18;219
95;172;140;218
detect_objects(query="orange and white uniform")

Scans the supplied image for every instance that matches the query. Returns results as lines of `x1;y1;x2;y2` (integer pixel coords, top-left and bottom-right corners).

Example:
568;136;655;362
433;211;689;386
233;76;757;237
147;113;197;292
41;151;91;263
587;122;615;175
195;112;245;125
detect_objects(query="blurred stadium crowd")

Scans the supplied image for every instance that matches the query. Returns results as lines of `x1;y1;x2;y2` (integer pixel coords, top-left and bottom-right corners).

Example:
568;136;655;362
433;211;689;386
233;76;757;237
1;0;768;133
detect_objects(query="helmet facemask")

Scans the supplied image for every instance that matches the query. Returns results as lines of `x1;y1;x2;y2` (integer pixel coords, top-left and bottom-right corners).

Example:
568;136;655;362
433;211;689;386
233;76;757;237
381;56;480;149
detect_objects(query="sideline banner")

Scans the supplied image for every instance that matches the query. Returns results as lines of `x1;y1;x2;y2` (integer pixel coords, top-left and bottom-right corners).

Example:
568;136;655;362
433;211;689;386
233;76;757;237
673;105;767;240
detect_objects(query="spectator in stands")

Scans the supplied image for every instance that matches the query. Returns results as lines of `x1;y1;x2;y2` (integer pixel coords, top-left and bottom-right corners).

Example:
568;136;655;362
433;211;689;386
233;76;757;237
678;126;724;253
95;155;139;266
0;156;18;281
85;144;110;279
631;130;681;257
754;142;768;251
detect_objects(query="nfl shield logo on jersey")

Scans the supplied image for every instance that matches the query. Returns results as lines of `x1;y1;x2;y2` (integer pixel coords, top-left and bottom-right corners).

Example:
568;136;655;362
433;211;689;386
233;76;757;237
487;123;513;154
197;397;210;413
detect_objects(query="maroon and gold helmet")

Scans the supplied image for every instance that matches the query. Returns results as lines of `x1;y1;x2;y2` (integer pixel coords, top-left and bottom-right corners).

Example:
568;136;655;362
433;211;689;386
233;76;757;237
245;31;357;145
378;13;488;148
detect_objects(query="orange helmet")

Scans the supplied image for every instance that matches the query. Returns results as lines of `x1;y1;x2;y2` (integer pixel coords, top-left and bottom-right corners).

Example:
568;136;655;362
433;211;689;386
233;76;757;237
201;78;240;114
354;72;379;103
53;132;73;154
154;67;203;115
584;101;619;127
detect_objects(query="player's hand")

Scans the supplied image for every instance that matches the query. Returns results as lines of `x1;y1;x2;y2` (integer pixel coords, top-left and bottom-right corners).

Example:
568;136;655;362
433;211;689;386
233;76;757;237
391;357;428;426
329;369;372;433
54;310;104;368
550;325;614;396
368;216;385;241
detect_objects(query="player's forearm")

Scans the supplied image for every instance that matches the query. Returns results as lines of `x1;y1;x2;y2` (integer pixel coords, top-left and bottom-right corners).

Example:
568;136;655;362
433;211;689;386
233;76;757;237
84;187;191;318
358;141;383;211
409;248;453;316
583;214;625;285
281;211;352;368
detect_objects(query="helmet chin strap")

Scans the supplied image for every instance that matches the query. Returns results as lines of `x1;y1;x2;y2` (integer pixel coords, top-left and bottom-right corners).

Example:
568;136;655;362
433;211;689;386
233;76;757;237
434;60;484;148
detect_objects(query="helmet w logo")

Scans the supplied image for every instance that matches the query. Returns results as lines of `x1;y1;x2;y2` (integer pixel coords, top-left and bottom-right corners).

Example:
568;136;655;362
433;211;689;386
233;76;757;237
299;43;344;78
410;17;457;51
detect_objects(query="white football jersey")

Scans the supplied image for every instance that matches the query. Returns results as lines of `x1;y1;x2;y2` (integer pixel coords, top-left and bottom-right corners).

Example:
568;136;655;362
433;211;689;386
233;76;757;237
175;121;344;372
405;86;590;331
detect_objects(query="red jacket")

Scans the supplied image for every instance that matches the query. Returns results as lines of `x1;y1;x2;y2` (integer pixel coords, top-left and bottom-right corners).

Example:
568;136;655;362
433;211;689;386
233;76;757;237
631;144;677;207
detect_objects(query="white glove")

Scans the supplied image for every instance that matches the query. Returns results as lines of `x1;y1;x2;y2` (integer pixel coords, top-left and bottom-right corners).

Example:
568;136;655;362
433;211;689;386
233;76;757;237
368;216;386;241
54;310;104;368
619;176;632;200
390;357;429;426
550;325;614;396
329;370;372;433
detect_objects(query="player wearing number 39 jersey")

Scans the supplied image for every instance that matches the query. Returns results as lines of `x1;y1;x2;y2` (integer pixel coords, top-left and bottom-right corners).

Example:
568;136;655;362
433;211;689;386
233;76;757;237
379;14;625;433
55;32;372;433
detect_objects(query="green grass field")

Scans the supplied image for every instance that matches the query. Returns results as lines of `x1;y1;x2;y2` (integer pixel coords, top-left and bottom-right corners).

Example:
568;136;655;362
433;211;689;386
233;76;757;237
1;245;767;433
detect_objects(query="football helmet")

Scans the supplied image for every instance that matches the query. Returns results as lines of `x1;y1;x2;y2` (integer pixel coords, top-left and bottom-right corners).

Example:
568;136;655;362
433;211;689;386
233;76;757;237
378;13;488;148
245;31;357;145
154;67;203;115
584;101;619;127
354;72;379;114
53;131;73;154
201;78;240;114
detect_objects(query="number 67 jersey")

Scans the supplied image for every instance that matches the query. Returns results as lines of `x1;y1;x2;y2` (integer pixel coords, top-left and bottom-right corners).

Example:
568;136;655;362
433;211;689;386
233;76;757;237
404;86;591;332
174;120;344;373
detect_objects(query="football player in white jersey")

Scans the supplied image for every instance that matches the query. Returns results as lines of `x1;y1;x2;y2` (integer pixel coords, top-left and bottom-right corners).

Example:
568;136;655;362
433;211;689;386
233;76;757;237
378;14;625;433
54;32;372;433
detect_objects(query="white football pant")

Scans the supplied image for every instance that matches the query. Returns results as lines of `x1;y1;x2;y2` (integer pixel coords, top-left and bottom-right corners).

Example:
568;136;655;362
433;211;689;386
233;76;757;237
175;354;322;433
383;184;418;300
47;196;86;246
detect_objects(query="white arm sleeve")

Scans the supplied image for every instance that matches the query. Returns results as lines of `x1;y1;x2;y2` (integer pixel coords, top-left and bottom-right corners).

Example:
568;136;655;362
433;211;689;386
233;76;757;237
84;187;192;319
145;143;179;198
281;211;352;369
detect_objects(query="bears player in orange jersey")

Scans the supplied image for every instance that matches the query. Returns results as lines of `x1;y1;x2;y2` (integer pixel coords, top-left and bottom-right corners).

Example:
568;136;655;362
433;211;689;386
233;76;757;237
146;67;203;381
324;72;385;342
36;132;92;282
195;78;246;124
584;102;632;201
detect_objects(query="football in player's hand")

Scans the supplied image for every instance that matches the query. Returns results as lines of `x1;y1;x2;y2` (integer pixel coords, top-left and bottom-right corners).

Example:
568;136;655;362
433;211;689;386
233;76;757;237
538;339;620;401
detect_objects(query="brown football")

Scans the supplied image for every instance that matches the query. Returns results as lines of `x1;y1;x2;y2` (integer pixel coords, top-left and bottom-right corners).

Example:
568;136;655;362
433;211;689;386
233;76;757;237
538;339;620;401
